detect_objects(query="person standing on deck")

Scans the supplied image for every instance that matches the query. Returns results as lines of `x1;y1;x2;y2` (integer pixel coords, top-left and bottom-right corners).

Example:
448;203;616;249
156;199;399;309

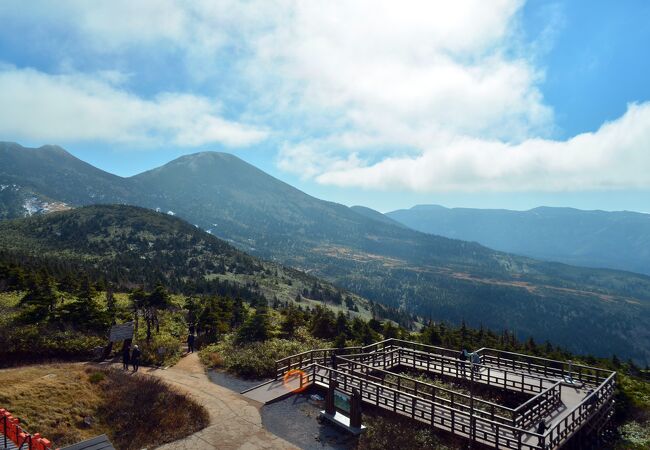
471;351;481;373
458;348;468;376
131;344;141;372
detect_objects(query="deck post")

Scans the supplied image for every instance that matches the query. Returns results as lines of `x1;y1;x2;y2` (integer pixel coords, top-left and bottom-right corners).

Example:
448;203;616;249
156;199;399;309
325;377;337;415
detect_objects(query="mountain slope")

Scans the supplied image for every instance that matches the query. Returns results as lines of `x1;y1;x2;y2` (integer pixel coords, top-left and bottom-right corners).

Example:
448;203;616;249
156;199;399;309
2;143;650;363
0;204;373;317
387;204;650;275
0;142;137;211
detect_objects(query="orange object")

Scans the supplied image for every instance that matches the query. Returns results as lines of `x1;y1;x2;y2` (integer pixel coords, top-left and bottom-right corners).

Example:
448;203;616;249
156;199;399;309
283;369;309;393
2;407;54;449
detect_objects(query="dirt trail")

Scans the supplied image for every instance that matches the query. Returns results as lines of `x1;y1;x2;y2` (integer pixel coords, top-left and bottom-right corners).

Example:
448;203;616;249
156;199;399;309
142;353;296;450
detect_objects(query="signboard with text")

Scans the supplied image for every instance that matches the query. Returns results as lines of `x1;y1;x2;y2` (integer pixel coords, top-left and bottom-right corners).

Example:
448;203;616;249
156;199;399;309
109;322;134;342
334;390;351;414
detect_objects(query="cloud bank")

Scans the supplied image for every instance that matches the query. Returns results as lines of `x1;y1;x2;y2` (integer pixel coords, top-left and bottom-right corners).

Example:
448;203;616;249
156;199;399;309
1;1;649;192
0;67;267;147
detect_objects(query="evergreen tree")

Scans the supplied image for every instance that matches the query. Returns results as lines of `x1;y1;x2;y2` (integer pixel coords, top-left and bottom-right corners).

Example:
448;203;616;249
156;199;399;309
334;332;347;349
236;305;271;344
310;307;336;339
19;273;59;323
382;321;398;339
61;277;108;331
335;311;351;338
106;286;117;325
231;297;247;328
421;323;442;346
281;306;303;338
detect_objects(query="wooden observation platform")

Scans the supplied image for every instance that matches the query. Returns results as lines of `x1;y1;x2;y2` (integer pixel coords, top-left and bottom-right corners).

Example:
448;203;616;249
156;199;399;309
243;339;616;449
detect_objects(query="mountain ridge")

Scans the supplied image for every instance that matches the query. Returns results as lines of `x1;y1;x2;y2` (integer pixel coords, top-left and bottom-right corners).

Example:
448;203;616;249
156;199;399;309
388;204;650;275
2;142;650;364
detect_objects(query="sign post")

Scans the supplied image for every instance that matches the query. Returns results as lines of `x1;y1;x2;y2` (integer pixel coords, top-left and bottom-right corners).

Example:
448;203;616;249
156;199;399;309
102;322;135;360
109;322;135;342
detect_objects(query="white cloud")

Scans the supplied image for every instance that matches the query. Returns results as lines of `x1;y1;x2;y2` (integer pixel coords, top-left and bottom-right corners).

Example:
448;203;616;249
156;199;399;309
0;67;267;147
248;0;550;143
316;102;650;192
1;1;647;194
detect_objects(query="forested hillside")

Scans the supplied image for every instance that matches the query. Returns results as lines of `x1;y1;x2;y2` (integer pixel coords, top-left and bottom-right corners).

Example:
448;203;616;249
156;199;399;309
0;205;382;320
2;143;650;364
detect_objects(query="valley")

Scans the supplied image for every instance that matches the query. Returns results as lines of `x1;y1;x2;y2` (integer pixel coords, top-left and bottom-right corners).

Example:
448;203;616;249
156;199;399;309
2;142;650;365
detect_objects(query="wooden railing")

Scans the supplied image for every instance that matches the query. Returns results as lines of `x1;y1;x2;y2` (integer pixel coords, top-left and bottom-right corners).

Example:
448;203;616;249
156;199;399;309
543;373;616;449
513;382;562;429
306;363;546;450
273;340;617;450
396;347;551;394
336;356;517;425
274;346;363;379
1;408;54;450
475;348;610;387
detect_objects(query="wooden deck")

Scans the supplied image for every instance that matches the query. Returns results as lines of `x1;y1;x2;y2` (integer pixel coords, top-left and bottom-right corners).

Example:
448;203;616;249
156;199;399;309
262;339;616;450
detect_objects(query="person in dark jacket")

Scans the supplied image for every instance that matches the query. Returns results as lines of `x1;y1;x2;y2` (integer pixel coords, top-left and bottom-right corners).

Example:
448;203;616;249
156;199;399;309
187;333;196;353
131;345;141;372
122;342;131;370
458;349;468;376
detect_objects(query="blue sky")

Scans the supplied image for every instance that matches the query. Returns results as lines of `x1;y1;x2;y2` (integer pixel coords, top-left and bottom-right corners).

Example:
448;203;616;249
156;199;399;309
1;1;649;213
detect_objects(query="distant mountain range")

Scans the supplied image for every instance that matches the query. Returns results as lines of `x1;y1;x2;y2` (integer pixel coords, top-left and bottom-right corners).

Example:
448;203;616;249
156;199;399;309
387;204;650;276
2;141;650;364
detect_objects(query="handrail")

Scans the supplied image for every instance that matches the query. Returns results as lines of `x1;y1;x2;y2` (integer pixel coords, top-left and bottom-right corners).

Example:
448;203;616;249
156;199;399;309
542;372;616;448
274;340;616;449
336;355;516;417
398;346;555;384
475;347;614;385
309;363;547;450
1;407;54;450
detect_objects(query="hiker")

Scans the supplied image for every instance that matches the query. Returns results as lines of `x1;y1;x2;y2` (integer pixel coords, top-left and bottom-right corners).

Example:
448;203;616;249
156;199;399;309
131;345;141;372
187;333;195;353
471;351;481;373
121;341;131;371
458;348;468;376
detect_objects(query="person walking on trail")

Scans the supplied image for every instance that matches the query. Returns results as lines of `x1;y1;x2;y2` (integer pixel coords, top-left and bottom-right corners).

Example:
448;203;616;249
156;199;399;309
122;342;131;371
187;333;196;353
131;345;141;372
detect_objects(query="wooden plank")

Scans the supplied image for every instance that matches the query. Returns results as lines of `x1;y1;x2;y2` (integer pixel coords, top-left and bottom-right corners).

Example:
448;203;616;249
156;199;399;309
60;434;115;450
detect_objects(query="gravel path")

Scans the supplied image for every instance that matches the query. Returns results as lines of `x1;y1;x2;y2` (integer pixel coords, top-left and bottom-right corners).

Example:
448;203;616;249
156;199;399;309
142;353;297;450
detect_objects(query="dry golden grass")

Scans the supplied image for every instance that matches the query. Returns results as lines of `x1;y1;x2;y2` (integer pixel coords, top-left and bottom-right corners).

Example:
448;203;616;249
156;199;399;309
0;364;110;446
0;364;209;449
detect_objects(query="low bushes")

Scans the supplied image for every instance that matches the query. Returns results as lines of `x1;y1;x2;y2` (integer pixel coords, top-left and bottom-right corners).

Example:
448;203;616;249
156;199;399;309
138;332;183;367
1;326;105;366
96;368;209;450
199;333;329;379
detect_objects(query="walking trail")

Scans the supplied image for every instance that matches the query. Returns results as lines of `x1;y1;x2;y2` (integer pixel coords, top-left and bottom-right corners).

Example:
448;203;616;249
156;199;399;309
141;353;296;450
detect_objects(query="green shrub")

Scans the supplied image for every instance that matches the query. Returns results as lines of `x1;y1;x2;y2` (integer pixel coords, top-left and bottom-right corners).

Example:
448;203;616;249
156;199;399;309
138;332;183;366
1;325;105;363
88;371;106;384
199;333;329;379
